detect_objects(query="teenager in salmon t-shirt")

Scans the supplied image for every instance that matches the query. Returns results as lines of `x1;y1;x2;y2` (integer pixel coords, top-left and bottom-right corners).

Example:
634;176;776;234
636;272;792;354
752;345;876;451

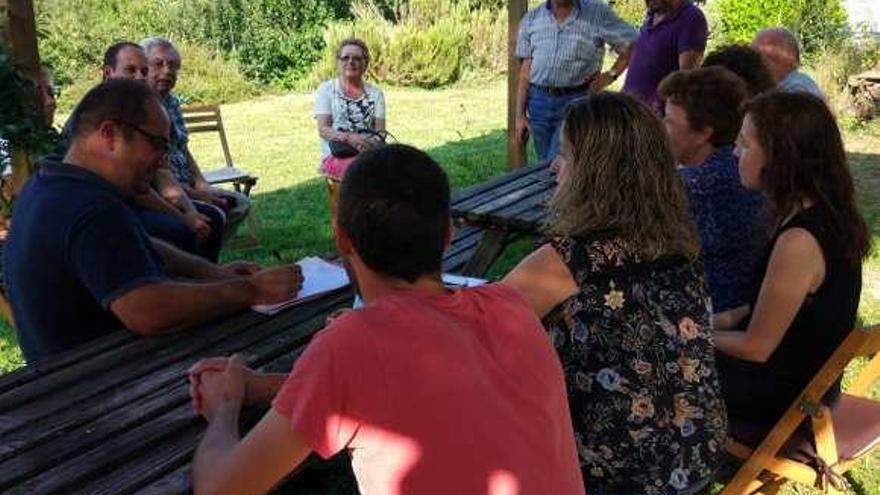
187;144;585;495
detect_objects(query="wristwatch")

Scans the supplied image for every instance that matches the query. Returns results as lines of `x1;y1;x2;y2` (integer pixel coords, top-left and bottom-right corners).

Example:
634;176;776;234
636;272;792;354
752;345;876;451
605;68;621;80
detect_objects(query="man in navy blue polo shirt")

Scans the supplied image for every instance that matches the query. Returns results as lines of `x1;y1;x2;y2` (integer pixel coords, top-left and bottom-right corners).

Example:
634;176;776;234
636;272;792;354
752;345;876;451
4;80;302;363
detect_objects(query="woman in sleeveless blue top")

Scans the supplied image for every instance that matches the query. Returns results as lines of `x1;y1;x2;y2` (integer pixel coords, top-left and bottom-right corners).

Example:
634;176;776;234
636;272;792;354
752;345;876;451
713;92;870;425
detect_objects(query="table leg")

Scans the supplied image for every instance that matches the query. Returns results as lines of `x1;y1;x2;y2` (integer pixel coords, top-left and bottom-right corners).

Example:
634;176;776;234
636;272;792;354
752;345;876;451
461;229;510;277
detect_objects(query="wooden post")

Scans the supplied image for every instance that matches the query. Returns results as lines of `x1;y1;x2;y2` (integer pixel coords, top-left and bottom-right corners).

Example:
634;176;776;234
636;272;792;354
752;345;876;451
1;0;41;195
2;0;40;78
507;0;528;169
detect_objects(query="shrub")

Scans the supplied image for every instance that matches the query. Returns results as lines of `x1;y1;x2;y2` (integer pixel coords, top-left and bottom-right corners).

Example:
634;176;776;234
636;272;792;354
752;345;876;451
190;0;338;88
384;18;469;87
171;42;259;105
309;0;502;89
464;7;507;76
36;0;344;94
609;0;645;26
711;0;849;57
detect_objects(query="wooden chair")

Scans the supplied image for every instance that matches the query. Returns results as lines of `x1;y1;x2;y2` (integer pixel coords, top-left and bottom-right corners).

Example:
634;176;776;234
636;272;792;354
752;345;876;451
180;105;258;195
721;325;880;495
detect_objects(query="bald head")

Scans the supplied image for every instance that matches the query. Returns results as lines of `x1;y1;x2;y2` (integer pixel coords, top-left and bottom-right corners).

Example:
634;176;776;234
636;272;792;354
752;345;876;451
752;28;801;83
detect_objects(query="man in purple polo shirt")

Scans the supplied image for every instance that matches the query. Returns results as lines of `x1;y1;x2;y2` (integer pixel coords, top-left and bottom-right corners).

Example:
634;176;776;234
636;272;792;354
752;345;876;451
623;0;707;113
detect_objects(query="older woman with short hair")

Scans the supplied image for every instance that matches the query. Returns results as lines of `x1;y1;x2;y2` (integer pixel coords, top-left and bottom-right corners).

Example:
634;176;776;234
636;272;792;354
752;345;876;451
316;38;386;182
505;92;727;495
659;67;765;313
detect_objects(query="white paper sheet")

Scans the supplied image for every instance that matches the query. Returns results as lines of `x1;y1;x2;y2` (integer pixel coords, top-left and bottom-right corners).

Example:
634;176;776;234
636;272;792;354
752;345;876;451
252;259;487;316
251;257;350;315
441;273;487;288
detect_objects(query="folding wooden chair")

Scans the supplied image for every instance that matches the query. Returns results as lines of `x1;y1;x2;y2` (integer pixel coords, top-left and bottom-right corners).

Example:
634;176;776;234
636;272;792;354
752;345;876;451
721;325;880;495
181;105;258;195
182;104;260;245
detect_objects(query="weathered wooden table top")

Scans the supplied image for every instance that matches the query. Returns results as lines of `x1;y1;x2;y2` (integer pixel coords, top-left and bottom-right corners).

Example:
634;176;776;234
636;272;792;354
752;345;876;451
451;162;555;234
0;290;353;494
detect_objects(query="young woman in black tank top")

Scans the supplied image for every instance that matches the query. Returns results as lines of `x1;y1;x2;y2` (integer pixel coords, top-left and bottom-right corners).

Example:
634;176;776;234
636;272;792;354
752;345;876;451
712;92;870;425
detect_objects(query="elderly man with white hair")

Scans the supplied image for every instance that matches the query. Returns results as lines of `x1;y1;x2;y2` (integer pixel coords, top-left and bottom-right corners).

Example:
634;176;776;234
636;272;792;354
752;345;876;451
752;27;825;99
140;36;251;240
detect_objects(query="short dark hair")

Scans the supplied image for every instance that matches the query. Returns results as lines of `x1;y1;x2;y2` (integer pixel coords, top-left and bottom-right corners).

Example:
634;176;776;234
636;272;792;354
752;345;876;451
658;66;748;146
337;144;450;282
103;41;143;70
703;44;775;97
67;79;162;140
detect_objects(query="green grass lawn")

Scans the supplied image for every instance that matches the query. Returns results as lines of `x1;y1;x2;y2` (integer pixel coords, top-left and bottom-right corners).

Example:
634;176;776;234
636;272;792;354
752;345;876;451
0;79;878;493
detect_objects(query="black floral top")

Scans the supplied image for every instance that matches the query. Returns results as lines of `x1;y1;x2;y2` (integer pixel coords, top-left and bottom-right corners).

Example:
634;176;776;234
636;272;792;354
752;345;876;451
545;233;728;494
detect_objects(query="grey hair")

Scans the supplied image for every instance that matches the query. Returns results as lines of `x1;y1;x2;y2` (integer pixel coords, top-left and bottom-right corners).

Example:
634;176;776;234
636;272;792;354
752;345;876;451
756;27;801;63
139;36;180;60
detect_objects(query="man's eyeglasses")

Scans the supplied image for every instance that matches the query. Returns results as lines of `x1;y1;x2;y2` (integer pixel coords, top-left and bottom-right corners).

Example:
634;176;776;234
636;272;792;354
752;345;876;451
119;122;171;156
338;55;365;64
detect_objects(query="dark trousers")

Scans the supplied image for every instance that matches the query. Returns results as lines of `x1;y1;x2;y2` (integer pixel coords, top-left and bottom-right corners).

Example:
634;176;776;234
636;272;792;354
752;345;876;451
135;202;225;262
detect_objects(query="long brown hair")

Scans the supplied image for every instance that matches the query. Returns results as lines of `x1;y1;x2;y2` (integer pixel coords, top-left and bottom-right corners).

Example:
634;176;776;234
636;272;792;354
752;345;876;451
547;92;700;261
744;91;870;264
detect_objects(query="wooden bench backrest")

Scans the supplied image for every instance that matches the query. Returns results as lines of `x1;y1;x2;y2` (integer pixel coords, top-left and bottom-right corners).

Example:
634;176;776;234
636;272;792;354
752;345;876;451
180;105;233;168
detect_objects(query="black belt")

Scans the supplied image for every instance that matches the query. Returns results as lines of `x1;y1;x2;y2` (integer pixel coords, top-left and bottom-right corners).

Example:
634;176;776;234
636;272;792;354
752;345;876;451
530;83;589;97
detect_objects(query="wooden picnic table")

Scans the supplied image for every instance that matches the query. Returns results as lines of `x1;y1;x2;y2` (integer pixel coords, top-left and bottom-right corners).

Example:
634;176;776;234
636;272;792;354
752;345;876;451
0;289;354;494
450;161;556;276
0;238;492;494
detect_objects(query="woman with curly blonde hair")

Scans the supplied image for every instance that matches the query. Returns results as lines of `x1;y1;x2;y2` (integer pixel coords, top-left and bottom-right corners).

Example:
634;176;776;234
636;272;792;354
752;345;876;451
505;92;727;495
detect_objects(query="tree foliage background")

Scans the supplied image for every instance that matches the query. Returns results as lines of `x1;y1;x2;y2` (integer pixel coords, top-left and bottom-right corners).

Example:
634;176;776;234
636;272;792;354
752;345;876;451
32;0;873;110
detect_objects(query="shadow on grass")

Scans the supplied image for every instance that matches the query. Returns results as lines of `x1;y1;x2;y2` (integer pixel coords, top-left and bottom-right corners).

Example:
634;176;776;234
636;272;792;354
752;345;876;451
224;129;519;265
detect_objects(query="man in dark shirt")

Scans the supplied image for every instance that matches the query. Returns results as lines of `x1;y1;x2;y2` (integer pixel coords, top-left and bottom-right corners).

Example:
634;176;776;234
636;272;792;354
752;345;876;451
4;80;302;363
623;0;708;113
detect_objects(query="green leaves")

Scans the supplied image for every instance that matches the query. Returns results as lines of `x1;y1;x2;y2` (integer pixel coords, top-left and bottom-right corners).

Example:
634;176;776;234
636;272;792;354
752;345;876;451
712;0;849;57
0;48;59;158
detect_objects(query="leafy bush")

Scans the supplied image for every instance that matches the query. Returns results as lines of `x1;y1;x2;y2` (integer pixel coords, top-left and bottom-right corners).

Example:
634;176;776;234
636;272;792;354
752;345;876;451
464;7;507;76
711;0;849;56
36;0;343;96
384;18;469;87
36;0;511;98
309;0;502;88
0;48;58;158
609;0;646;26
194;0;338;88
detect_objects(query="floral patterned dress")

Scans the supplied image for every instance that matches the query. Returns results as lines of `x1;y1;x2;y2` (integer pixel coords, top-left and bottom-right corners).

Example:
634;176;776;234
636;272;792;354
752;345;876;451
545;233;728;494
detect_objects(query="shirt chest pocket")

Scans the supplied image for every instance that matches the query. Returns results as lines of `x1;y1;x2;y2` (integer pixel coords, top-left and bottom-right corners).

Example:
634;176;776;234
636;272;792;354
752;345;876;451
560;29;602;63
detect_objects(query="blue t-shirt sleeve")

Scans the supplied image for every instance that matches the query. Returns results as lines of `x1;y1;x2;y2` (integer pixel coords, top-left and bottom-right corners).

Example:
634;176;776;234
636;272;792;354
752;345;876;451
677;7;708;54
68;204;167;308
